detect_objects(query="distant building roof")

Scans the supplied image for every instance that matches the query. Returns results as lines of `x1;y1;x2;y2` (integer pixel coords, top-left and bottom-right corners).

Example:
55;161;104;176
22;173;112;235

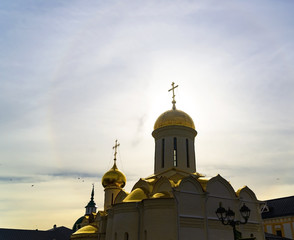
0;226;73;240
265;232;293;240
262;196;294;219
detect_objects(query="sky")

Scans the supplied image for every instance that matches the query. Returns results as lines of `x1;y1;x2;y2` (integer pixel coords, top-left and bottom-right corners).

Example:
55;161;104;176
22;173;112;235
0;0;294;230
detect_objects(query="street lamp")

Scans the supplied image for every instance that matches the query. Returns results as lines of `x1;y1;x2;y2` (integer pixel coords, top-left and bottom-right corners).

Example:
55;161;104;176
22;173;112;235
215;202;251;240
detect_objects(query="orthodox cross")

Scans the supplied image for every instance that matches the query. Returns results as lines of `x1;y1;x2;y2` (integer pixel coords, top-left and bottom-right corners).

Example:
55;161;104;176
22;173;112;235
168;82;178;110
113;139;120;163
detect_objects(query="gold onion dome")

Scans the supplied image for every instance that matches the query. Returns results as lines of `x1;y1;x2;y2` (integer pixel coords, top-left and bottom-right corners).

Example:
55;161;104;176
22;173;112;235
102;163;126;188
154;109;195;130
71;224;98;239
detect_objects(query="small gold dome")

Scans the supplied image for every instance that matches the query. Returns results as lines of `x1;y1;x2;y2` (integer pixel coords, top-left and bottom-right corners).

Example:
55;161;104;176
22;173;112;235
71;224;98;239
154;109;195;130
102;163;126;188
151;191;172;199
123;188;148;202
72;225;98;235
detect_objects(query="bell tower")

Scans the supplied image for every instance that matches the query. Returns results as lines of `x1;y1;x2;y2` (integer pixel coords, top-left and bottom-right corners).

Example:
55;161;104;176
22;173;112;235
85;184;97;215
152;83;197;175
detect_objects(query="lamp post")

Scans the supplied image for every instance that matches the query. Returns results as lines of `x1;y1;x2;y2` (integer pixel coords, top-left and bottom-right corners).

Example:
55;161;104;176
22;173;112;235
215;202;251;240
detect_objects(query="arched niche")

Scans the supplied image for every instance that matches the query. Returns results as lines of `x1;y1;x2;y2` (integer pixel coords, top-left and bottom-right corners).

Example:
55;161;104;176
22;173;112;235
236;186;257;201
177;176;205;217
132;179;153;195
114;190;128;204
206;175;237;218
237;186;260;222
178;176;204;194
206;174;236;199
152;176;173;195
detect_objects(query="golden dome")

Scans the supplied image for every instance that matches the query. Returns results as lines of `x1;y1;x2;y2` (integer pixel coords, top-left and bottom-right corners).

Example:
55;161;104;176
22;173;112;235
102;163;126;188
154;109;195;130
71;224;98;239
123;188;148;202
151;191;172;199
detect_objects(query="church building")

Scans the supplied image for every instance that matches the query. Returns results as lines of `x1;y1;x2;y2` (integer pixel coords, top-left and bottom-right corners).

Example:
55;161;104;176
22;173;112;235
71;83;265;240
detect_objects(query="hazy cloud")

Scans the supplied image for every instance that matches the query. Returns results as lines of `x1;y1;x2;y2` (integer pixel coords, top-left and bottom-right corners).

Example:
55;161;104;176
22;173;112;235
0;0;293;229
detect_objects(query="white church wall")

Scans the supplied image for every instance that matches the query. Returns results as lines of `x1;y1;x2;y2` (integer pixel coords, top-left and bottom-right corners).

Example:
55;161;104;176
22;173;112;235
238;187;262;223
105;211;114;240
206;175;238;220
142;199;177;240
207;221;234;240
107;203;139;240
179;219;205;240
178;192;204;217
177;177;205;217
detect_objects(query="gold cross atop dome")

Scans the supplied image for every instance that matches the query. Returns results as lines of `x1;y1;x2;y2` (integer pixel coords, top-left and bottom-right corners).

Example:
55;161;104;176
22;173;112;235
102;140;126;189
168;82;178;110
113;139;120;163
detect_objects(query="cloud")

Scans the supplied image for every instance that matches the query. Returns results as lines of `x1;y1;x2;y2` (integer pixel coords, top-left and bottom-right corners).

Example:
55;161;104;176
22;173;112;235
0;176;34;183
0;0;293;229
0;171;102;184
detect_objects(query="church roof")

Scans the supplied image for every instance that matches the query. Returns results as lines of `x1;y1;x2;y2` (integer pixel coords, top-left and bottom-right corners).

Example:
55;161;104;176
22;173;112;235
117;169;257;205
123;188;148;202
0;226;73;240
71;224;98;239
85;185;96;208
146;167;202;183
262;196;294;219
72;216;84;232
153;109;195;130
121;169;204;203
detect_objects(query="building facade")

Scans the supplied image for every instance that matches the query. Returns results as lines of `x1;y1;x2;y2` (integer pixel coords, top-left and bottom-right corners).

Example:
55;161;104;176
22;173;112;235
262;196;294;239
71;83;265;240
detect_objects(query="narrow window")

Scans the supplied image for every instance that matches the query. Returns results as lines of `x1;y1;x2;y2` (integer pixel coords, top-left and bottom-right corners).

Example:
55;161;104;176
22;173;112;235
144;230;147;240
186;139;190;168
115;233;117;240
161;139;165;168
124;232;129;240
173;137;177;167
111;193;114;205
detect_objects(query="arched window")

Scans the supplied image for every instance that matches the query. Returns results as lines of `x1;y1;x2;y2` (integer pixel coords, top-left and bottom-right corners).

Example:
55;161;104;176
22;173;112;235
161;138;165;168
173;137;177;167
186;138;190;168
124;232;129;240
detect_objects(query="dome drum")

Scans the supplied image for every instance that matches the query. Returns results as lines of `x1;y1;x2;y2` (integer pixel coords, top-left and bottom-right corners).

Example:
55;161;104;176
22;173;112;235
152;108;197;175
152;125;197;139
